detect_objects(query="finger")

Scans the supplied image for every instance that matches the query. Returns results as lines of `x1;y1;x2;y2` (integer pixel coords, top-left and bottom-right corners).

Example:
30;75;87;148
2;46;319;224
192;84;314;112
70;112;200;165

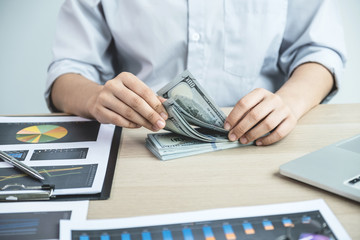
228;98;275;142
224;88;267;130
116;87;166;130
106;76;166;130
101;93;155;130
93;105;141;128
157;95;167;103
255;116;296;146
243;107;288;144
119;72;168;118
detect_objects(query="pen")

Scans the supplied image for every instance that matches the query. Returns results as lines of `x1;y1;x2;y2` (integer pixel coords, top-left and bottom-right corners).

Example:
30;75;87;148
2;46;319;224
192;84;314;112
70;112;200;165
0;150;44;181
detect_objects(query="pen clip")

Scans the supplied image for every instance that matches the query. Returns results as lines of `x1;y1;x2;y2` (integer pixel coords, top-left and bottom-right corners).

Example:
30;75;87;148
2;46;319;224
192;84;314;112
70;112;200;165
0;184;55;201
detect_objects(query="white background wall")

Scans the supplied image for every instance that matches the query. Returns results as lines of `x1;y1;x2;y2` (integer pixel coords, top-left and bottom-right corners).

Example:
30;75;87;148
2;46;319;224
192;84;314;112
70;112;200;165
0;0;359;115
0;0;64;114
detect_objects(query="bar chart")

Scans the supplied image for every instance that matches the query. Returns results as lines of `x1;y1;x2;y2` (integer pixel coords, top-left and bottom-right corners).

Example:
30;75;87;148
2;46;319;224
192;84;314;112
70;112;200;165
71;210;336;240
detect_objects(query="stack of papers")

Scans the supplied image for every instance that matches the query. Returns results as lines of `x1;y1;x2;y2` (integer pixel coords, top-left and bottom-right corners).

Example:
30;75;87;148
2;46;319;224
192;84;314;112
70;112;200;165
0;116;117;199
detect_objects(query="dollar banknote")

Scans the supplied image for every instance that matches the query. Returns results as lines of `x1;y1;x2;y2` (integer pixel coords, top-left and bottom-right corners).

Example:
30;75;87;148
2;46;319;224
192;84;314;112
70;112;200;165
146;70;250;160
163;99;229;142
146;132;250;161
157;70;227;132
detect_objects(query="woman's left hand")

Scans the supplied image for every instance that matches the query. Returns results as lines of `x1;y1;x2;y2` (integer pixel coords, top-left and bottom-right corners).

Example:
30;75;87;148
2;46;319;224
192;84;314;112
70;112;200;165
224;88;298;146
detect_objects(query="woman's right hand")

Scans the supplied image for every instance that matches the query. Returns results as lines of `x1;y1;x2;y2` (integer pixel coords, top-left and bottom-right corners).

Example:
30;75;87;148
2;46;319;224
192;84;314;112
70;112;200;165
88;72;168;131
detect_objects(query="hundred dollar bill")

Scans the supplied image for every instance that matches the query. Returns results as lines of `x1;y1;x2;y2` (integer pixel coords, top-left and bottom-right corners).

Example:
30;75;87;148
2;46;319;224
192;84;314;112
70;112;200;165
163;99;228;142
157;70;227;132
146;132;251;160
147;70;244;160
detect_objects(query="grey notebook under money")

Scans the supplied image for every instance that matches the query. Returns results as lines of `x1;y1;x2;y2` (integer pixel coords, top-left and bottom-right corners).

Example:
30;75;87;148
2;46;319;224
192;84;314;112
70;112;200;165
280;134;360;202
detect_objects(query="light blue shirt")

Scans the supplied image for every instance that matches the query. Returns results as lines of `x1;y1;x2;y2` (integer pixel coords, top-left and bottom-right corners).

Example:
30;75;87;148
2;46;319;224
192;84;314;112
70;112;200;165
46;0;346;111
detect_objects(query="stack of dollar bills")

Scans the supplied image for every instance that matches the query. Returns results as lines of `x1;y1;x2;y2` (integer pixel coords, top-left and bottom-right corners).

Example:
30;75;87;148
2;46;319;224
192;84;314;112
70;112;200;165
146;70;252;160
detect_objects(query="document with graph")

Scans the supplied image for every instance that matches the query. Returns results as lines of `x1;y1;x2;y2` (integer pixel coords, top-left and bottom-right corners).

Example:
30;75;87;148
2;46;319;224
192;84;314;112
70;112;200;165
0;200;88;240
60;199;350;240
0;116;121;199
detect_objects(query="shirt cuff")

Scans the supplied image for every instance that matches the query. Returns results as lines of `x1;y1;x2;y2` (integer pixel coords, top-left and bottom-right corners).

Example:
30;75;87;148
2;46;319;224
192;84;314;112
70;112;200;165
45;59;101;112
288;47;345;103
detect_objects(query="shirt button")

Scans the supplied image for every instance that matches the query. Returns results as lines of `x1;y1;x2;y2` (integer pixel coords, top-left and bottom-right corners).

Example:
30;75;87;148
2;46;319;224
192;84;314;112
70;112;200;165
192;32;200;42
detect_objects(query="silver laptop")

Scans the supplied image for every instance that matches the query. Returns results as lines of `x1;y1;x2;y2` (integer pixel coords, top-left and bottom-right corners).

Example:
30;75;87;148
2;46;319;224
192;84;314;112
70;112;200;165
280;134;360;202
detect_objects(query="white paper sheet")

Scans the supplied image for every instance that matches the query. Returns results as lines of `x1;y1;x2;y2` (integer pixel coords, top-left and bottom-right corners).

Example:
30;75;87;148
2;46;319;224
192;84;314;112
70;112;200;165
0;200;89;240
59;199;350;240
0;200;88;219
0;116;116;196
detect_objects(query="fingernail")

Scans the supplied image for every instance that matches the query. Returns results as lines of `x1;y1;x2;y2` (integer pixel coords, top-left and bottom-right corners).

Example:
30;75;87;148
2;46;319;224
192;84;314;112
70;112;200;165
160;112;168;120
240;137;248;144
224;122;231;130
256;141;263;146
229;134;236;141
159;96;167;103
152;125;160;131
157;119;165;129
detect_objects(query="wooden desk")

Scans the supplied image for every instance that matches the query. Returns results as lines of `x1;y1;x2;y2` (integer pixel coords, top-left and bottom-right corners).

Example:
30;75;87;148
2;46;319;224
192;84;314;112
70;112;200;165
89;103;360;239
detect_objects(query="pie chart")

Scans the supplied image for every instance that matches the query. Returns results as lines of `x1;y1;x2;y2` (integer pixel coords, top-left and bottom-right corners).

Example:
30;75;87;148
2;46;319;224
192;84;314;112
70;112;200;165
16;125;68;143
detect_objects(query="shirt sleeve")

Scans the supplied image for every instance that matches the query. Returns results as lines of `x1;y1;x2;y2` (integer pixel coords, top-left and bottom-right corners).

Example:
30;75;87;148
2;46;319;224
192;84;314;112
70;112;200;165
45;0;116;112
278;0;347;103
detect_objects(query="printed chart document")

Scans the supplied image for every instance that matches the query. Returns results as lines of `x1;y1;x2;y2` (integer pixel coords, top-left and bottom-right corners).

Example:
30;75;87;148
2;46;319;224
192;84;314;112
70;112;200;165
60;199;350;240
0;116;116;197
0;200;88;240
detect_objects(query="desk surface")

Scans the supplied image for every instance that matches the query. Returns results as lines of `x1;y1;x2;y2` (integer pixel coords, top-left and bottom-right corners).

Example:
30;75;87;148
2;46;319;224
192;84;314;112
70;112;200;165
89;103;360;239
